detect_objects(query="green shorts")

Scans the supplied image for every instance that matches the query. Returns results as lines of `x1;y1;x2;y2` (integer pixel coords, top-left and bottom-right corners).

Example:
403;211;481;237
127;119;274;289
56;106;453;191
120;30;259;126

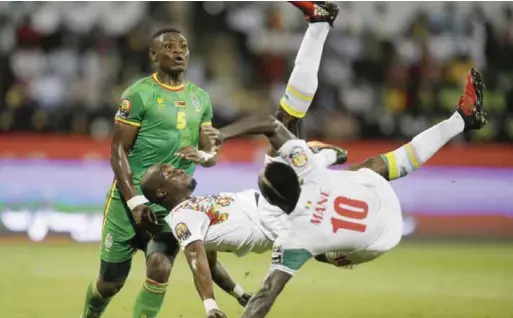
99;192;176;264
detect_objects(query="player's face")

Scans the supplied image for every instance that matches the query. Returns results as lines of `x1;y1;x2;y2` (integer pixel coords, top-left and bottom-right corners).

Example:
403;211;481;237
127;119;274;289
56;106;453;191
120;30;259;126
159;164;196;197
154;33;189;74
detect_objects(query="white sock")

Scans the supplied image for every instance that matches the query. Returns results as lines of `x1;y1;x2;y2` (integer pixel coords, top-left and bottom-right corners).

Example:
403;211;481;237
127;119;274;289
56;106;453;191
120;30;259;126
280;23;330;118
382;112;465;180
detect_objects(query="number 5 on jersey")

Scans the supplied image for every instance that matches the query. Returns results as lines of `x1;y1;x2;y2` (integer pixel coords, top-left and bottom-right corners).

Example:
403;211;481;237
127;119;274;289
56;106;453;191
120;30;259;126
331;196;368;233
177;111;187;130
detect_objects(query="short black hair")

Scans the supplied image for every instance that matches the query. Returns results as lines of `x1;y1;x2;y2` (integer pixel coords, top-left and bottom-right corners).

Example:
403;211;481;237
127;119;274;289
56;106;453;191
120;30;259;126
259;161;301;213
151;28;183;40
140;166;164;204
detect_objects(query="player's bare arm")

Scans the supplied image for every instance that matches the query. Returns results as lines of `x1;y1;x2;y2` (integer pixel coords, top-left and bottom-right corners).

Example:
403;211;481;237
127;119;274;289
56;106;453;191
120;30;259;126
267;108;304;158
111;122;157;230
206;251;252;307
241;270;292;318
219;115;295;152
184;241;227;318
346;69;486;181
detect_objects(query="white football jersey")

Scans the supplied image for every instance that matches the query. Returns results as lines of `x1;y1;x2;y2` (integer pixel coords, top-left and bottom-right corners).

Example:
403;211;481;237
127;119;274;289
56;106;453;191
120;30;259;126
269;140;403;275
165;190;272;257
258;148;338;241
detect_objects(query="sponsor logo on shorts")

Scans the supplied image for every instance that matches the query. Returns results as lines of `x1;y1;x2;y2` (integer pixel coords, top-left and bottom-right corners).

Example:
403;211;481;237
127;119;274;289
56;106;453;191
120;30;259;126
289;147;308;168
271;244;283;265
104;232;113;250
174;222;192;242
118;99;132;119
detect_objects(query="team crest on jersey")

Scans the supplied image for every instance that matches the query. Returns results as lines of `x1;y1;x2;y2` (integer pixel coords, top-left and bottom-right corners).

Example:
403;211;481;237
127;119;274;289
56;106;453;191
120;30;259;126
118;98;131;119
174;222;192;241
174;100;186;108
157;97;164;106
289;147;308;167
191;95;201;111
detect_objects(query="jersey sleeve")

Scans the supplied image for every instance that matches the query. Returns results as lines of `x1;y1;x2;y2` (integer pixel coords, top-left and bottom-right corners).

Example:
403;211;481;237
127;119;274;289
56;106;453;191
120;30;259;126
277;139;323;182
166;209;211;249
200;94;213;127
270;243;312;276
114;91;146;127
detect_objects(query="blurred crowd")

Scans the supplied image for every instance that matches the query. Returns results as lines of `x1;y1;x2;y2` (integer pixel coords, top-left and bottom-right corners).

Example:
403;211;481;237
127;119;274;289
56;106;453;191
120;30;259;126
0;1;512;142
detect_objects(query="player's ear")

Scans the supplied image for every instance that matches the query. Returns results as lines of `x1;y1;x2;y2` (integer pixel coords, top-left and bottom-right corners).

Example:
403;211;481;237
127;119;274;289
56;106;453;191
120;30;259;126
156;188;167;199
149;47;157;64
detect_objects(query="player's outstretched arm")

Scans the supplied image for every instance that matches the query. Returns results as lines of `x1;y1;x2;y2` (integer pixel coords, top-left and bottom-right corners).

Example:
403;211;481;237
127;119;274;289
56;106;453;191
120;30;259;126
241;270;292;318
207;251;252;307
184;241;227;317
219;115;295;150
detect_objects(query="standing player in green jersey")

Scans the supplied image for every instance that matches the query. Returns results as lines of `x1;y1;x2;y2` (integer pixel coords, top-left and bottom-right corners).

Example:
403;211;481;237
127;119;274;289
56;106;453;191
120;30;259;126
81;28;219;318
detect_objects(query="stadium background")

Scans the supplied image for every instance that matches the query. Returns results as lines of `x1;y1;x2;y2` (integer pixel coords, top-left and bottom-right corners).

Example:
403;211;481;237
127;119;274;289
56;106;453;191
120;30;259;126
0;2;511;317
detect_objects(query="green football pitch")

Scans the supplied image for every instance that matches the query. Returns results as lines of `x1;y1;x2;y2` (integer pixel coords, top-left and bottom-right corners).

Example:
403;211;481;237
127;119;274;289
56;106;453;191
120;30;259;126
1;240;511;318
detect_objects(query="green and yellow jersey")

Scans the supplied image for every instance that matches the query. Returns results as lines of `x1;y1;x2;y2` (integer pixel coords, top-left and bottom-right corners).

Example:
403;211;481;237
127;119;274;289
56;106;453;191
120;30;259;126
112;73;213;200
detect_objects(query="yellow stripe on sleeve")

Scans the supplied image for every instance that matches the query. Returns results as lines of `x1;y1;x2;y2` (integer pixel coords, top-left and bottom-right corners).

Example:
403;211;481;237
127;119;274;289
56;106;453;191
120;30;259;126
286;85;314;102
405;143;420;168
280;99;306;118
201;121;212;126
383;152;400;180
115;117;141;127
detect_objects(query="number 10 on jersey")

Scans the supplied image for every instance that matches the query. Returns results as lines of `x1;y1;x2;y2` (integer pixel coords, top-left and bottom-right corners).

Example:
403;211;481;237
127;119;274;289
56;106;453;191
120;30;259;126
331;196;368;233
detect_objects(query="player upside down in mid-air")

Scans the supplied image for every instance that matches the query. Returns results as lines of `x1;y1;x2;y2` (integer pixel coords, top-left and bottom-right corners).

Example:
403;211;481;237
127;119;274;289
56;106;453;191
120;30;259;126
222;68;485;317
140;67;485;317
81;27;221;318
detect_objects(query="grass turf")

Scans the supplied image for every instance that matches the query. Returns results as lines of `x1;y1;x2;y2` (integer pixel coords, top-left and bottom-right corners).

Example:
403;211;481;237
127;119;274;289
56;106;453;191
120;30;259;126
0;241;511;318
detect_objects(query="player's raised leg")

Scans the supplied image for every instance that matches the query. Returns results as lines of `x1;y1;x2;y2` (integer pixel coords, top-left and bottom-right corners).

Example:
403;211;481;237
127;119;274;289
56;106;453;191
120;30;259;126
275;1;338;137
348;68;486;179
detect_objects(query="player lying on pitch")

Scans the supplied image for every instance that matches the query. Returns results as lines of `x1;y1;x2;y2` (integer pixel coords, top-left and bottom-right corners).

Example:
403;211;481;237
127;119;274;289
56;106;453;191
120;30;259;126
216;68;485;317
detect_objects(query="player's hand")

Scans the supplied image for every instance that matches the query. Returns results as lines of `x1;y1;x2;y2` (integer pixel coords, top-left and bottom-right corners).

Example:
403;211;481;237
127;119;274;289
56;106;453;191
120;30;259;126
132;204;158;232
175;146;203;164
206;309;227;318
202;126;223;151
237;292;253;307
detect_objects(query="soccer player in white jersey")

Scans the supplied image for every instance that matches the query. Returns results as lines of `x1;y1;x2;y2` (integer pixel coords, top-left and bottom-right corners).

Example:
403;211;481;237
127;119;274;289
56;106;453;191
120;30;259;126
218;68;485;317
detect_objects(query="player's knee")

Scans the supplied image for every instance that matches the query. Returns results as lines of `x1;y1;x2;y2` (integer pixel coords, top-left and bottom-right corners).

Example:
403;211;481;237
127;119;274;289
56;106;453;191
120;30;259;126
146;252;172;283
96;277;126;298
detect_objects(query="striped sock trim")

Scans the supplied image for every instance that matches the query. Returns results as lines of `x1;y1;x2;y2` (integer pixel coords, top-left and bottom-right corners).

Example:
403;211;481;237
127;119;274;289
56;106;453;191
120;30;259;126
143;278;168;294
